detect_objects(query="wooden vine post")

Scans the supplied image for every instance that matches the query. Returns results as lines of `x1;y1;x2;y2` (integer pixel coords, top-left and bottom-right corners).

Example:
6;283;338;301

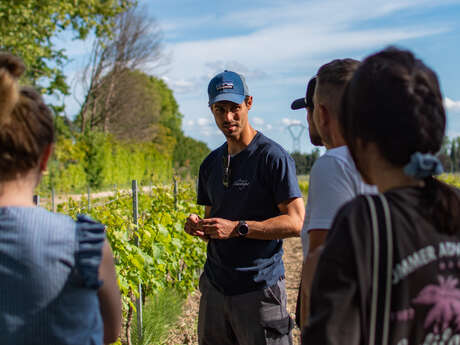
132;180;143;342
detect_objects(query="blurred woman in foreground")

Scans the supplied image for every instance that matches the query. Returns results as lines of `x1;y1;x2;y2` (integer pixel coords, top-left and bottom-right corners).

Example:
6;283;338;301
302;47;460;345
0;53;121;345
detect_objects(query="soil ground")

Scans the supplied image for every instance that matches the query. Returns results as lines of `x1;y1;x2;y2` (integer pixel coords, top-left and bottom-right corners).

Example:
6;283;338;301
164;237;303;345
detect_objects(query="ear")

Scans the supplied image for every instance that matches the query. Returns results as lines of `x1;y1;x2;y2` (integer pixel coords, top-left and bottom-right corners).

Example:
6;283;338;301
39;143;53;172
245;96;253;110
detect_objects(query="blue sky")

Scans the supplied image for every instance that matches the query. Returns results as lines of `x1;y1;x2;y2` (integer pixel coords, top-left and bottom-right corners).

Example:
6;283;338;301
60;0;460;153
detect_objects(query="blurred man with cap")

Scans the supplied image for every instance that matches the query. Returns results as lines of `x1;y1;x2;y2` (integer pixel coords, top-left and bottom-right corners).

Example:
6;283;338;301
185;70;305;345
291;76;322;147
291;59;377;329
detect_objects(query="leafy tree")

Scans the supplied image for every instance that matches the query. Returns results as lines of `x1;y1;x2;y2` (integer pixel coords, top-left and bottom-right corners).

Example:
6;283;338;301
291;149;320;175
80;69;181;155
78;5;164;132
450;137;460;172
150;77;183;137
94;69;163;140
0;0;134;97
439;136;454;172
53;114;75;139
82;131;108;189
435;136;460;173
173;133;210;178
80;66;208;178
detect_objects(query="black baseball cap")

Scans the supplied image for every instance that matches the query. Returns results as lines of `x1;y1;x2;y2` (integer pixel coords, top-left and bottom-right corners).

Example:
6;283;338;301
291;76;316;110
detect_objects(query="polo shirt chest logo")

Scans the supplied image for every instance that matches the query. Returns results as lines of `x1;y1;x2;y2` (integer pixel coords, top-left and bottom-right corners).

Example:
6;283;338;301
233;179;250;191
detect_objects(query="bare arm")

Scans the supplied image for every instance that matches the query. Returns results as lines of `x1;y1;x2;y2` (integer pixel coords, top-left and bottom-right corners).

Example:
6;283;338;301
245;197;305;239
307;229;328;252
98;240;122;344
199;197;305;240
298;229;328;328
302;213;361;345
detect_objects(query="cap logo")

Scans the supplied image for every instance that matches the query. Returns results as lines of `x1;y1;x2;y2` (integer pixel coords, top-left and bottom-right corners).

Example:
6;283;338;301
216;81;234;91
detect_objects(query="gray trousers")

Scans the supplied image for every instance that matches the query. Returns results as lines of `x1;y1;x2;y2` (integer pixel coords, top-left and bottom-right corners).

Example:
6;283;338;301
198;273;293;345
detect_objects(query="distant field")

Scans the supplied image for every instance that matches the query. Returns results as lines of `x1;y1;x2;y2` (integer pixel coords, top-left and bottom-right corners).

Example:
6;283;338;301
297;173;460;200
297;174;309;182
439;173;460;188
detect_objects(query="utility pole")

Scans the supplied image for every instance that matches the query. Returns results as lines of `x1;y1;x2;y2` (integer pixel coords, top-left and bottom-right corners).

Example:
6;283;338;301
287;123;306;153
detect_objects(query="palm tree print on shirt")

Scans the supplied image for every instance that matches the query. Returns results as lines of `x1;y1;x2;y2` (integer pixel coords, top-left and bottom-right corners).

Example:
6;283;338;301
413;275;460;333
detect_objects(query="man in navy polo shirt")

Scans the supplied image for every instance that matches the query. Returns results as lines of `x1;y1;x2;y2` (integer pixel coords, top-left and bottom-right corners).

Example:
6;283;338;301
185;70;305;345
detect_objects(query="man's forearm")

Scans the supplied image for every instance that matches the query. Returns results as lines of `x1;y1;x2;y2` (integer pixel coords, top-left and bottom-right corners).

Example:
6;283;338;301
199;198;304;240
246;214;302;240
244;197;304;240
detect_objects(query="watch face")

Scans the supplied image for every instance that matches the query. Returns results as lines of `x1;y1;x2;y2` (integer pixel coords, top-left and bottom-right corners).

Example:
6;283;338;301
238;221;249;236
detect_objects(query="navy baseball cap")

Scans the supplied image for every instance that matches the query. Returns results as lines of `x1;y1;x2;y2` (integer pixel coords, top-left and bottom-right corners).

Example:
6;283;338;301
208;70;249;106
291;76;316;110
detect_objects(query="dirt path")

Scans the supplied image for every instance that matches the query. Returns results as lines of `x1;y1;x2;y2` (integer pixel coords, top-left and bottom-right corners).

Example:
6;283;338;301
38;186;152;207
165;237;303;345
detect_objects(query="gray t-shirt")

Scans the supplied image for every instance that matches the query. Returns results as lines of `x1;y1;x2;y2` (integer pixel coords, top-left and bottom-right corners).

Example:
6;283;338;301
301;146;377;258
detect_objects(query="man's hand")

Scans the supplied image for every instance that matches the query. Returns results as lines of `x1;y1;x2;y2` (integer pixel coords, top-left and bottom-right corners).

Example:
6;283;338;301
184;214;206;237
201;218;239;239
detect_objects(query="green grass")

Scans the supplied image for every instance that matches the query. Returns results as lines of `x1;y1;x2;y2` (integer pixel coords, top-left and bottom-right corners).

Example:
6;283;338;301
439;173;460;188
298;181;309;199
131;289;185;345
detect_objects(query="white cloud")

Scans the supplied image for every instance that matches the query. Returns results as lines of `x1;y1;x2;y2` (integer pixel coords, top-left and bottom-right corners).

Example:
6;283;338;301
161;76;196;93
222;0;454;30
448;131;460;137
204;60;267;80
160;0;452;96
445;97;460;112
152;0;460;150
190;117;221;138
197;117;212;126
158;15;217;38
252;117;265;125
199;129;213;137
168;26;447;79
281;118;302;126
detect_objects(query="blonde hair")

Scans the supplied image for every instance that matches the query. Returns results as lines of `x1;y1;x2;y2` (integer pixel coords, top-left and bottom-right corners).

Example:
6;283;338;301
0;53;54;180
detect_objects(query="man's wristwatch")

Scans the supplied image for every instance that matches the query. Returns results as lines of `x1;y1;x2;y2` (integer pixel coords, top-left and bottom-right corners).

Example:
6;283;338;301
237;220;249;237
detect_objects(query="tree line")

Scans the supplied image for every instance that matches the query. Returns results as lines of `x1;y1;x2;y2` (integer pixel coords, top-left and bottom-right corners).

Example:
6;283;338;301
1;1;458;193
291;150;320;175
439;136;460;173
1;1;210;192
291;135;460;177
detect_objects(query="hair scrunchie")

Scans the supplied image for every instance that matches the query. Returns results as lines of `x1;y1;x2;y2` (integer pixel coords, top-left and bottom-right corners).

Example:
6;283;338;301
403;152;444;179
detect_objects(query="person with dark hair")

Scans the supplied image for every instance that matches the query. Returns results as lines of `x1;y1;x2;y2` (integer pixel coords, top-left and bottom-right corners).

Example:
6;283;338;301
302;47;460;345
291;59;376;328
184;70;305;345
0;53;122;345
